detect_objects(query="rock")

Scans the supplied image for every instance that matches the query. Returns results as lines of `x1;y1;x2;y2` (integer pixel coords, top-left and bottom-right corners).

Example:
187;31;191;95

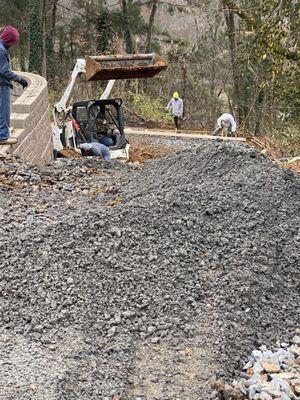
271;377;290;392
290;345;300;357
223;384;245;399
122;311;136;318
262;351;274;359
276;372;297;380
259;346;268;352
295;357;300;366
281;343;290;348
243;360;253;370
291;336;300;346
248;384;258;399
252;350;263;361
107;326;117;337
260;361;280;373
147;326;156;334
246;374;260;387
280;393;292;400
261;387;282;397
256;393;272;400
151;337;160;344
51;300;57;310
253;363;264;374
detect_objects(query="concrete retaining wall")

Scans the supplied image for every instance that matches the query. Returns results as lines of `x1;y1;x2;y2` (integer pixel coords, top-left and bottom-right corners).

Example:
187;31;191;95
0;72;53;165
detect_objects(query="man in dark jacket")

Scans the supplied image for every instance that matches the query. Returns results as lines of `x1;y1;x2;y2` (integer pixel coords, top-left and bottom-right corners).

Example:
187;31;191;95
0;26;28;144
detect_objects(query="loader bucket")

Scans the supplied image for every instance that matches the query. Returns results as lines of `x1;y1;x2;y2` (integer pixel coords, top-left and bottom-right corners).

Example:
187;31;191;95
85;53;167;81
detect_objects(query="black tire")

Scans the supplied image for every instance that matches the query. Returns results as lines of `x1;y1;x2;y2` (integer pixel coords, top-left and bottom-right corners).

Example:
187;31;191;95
60;125;67;148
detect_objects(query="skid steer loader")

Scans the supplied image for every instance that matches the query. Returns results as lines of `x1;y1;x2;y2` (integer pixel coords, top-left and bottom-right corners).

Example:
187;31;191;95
52;53;167;160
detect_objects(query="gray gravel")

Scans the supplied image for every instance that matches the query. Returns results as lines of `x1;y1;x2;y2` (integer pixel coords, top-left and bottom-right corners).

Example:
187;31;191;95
0;140;299;399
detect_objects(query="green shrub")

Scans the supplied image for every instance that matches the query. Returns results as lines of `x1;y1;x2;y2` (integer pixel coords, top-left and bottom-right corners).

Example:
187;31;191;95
130;92;172;123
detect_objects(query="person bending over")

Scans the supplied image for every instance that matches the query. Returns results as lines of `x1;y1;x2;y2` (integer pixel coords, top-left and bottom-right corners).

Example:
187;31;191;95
78;142;111;161
213;113;237;136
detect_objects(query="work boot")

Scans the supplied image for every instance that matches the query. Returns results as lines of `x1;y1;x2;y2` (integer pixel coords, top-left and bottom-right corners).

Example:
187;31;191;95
0;137;18;145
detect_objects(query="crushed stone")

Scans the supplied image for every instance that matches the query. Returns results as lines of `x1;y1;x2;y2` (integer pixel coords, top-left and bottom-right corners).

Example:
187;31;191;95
212;330;300;400
0;140;299;399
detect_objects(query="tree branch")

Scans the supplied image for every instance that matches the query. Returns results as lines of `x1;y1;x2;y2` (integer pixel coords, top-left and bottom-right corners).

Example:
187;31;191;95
221;0;299;62
221;0;255;27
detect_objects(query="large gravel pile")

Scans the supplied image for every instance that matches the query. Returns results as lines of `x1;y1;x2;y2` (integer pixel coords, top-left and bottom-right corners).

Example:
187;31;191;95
0;141;299;399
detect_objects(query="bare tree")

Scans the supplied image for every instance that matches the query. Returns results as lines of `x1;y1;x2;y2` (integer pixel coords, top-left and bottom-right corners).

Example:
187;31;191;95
145;0;159;52
41;0;47;77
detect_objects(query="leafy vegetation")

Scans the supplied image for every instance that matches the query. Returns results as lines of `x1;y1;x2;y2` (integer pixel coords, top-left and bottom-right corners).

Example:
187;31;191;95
131;92;172;123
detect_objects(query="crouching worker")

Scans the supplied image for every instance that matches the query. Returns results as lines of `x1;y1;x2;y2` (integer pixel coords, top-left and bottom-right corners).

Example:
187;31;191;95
0;26;28;144
212;113;237;137
78;142;111;161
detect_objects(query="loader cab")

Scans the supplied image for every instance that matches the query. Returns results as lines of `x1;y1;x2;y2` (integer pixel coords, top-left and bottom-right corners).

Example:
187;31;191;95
72;98;127;151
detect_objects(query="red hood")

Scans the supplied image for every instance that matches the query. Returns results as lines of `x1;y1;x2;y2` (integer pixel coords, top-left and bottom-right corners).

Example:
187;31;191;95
0;26;20;48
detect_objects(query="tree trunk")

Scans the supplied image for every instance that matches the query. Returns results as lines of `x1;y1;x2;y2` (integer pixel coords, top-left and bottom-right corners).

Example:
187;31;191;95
224;8;242;122
210;23;219;97
221;0;255;26
121;0;134;53
51;0;58;31
181;58;188;99
254;89;265;135
29;0;43;74
145;0;159;53
96;7;111;53
46;0;58;80
41;0;47;78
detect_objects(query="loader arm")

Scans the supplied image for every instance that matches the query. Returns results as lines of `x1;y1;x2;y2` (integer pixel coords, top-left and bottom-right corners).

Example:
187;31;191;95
54;59;86;114
52;58;116;148
53;59;115;114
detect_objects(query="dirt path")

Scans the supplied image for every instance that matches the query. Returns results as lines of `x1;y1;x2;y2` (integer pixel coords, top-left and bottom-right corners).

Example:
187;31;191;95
126;127;246;142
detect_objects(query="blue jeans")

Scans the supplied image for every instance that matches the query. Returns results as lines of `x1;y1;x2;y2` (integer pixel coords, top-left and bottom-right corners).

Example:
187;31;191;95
0;85;10;140
99;136;114;147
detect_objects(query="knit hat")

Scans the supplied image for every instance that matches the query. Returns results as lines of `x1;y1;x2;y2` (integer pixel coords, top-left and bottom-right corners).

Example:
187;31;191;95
0;26;20;48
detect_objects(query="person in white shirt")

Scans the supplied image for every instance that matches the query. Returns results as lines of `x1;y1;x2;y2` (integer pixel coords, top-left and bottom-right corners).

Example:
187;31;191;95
213;113;237;136
166;92;184;132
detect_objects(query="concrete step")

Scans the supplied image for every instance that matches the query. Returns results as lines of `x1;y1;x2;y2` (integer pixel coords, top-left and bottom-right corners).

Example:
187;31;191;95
0;128;25;155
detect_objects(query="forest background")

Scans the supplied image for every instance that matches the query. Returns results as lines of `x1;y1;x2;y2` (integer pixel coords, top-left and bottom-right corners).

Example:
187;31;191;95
0;0;299;152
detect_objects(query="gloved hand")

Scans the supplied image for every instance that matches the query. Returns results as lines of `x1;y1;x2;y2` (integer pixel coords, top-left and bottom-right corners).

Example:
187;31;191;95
19;78;28;89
